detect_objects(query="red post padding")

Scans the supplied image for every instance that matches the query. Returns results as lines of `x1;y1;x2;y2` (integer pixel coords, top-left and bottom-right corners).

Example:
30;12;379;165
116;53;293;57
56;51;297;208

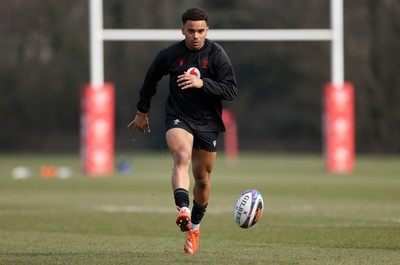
80;83;115;176
222;108;238;163
324;82;355;174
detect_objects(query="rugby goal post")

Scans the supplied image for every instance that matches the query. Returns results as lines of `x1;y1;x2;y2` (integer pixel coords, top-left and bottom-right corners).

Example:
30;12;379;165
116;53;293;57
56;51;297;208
82;0;354;175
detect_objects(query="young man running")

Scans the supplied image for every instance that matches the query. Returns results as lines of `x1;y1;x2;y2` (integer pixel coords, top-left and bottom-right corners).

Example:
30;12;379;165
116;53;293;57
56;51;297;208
128;7;238;254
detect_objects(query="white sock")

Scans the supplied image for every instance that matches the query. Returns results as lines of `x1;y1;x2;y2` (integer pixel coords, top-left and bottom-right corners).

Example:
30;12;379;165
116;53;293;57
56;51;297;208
191;223;200;231
180;206;191;214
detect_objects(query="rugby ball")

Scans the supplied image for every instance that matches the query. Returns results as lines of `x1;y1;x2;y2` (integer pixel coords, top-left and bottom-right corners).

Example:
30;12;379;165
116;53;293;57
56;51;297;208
233;189;264;228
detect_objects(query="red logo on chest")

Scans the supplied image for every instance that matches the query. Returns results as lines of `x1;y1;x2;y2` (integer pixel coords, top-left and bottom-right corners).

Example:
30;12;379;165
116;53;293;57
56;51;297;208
179;59;184;67
201;59;209;69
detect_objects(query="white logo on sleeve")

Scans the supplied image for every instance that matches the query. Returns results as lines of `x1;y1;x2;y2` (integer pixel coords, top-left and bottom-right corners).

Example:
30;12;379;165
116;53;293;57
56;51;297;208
212;140;217;147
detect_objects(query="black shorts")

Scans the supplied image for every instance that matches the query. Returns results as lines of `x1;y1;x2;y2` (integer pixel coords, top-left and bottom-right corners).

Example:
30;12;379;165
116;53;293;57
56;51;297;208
166;118;219;152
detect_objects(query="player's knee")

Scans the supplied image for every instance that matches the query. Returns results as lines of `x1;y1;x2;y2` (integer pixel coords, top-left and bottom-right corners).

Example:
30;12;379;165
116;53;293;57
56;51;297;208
195;175;210;190
173;151;191;166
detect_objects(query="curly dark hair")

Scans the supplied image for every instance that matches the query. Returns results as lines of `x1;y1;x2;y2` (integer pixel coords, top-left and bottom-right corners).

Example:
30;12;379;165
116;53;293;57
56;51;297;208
181;7;209;24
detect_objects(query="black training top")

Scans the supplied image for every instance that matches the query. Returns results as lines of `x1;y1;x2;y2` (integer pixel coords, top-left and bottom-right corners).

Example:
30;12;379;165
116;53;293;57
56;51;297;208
136;39;238;132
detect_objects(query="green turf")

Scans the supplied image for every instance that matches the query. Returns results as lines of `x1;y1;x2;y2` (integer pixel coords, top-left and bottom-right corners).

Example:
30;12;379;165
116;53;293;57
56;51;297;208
0;153;399;264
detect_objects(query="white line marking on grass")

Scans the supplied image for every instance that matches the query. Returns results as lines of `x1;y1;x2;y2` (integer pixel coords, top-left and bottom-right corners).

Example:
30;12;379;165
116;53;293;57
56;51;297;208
90;204;316;215
91;205;232;214
93;205;174;213
387;218;400;223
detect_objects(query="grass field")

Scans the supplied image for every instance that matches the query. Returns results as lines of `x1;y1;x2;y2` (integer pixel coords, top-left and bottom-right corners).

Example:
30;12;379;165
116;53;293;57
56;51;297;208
0;152;399;264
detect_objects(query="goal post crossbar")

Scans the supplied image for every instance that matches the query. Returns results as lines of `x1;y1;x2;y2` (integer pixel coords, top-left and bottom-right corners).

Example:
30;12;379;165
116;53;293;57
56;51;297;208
102;29;333;41
90;0;344;85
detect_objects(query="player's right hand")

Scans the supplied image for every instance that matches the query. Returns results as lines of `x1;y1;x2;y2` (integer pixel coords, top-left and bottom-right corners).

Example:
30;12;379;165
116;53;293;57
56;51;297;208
127;111;151;133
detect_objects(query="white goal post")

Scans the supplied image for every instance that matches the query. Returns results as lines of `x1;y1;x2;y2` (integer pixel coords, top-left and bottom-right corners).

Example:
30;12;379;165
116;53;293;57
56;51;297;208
90;0;344;86
86;0;353;175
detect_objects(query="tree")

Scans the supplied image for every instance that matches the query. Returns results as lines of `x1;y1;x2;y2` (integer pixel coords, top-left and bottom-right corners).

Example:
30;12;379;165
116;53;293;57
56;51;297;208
0;0;399;153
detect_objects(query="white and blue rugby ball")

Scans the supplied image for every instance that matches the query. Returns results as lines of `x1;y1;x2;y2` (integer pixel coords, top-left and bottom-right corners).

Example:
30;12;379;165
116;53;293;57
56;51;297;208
233;189;264;228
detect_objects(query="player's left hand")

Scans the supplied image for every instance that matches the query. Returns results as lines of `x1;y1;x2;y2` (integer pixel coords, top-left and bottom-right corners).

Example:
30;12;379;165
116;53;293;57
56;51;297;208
177;72;203;90
127;111;150;133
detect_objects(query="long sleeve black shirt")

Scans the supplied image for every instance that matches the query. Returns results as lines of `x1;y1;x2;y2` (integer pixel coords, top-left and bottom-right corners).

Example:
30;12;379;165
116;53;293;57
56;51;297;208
137;39;238;132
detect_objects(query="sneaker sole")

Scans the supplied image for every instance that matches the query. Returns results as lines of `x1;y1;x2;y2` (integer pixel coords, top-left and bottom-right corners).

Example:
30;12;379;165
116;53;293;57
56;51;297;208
176;216;192;232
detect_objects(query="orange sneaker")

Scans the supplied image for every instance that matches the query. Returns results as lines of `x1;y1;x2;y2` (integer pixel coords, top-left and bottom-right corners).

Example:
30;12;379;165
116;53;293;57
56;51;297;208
176;207;192;232
184;229;200;254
